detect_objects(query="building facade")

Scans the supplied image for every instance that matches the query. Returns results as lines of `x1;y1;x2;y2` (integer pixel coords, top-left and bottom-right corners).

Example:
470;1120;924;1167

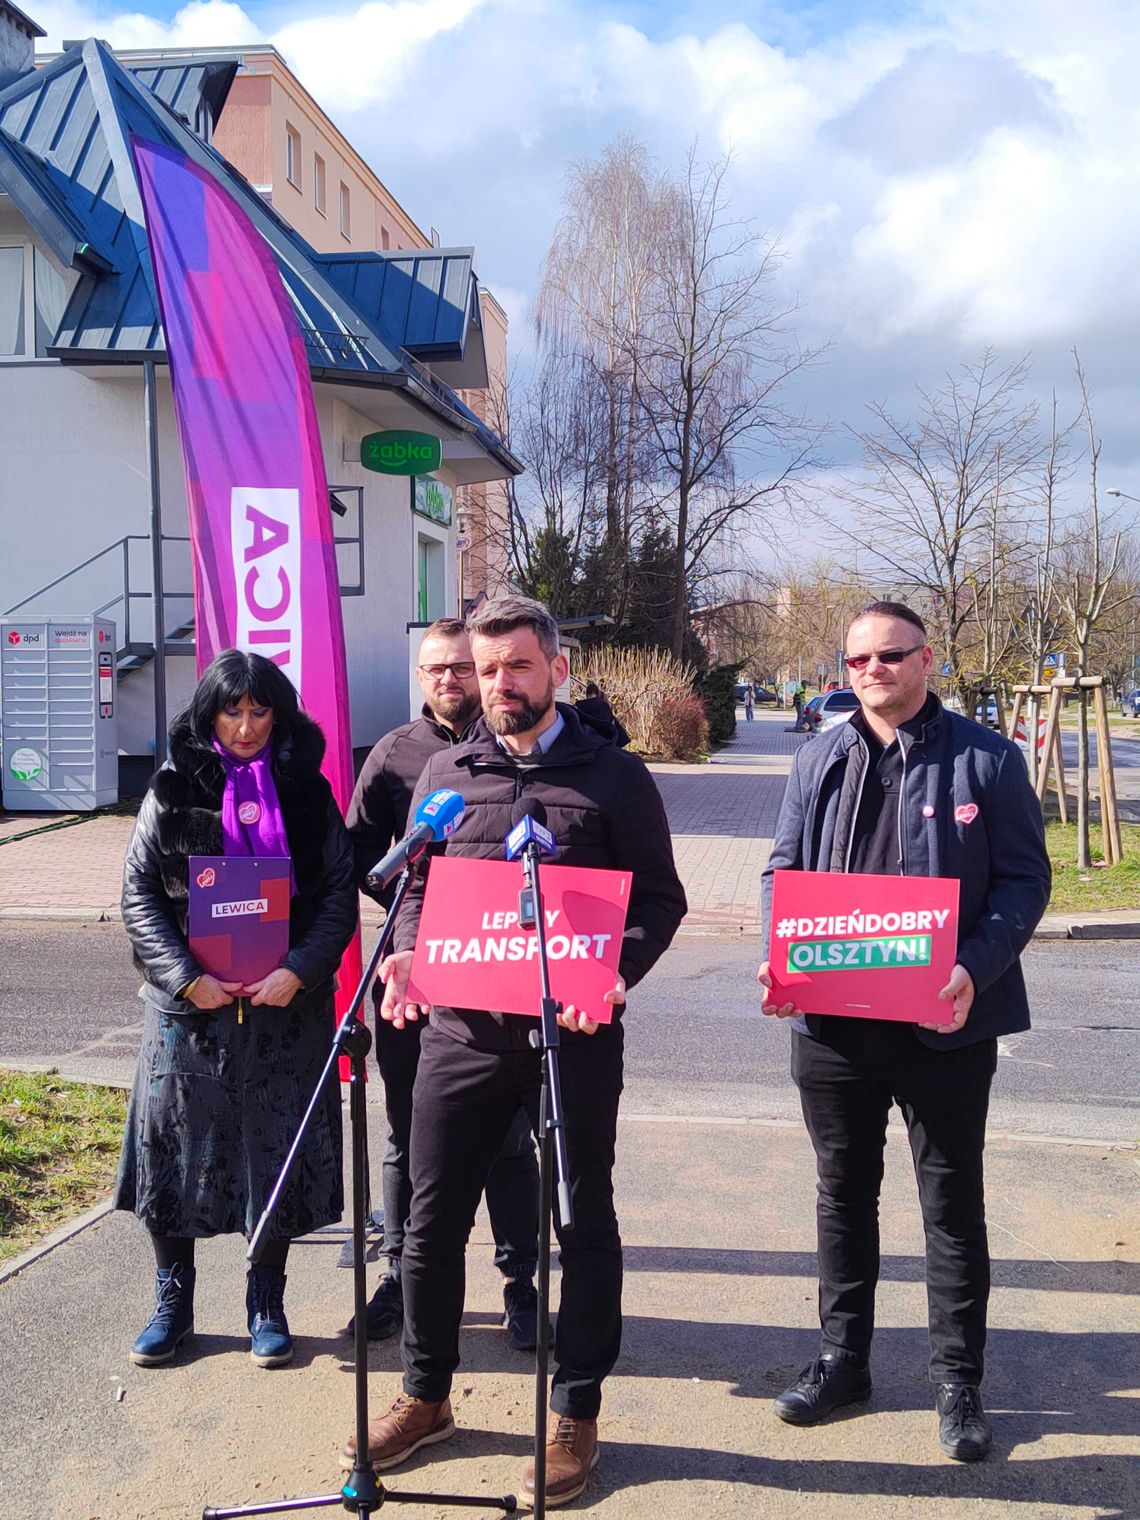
0;9;517;774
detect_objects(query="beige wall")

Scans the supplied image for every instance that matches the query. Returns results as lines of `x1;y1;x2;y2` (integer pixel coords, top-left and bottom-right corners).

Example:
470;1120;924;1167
458;289;512;602
213;53;428;256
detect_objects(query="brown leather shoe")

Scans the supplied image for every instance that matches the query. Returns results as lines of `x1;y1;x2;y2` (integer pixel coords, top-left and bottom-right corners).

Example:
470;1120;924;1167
339;1393;455;1472
520;1415;599;1508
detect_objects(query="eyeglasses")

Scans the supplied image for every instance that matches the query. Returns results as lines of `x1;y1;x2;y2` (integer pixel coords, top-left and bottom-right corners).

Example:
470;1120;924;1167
418;662;476;679
845;644;925;672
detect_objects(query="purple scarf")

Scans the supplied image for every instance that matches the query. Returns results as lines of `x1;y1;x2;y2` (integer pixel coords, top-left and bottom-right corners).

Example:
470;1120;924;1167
212;738;293;872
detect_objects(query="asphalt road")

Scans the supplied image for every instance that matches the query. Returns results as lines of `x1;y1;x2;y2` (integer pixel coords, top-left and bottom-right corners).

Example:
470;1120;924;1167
1;919;1136;1143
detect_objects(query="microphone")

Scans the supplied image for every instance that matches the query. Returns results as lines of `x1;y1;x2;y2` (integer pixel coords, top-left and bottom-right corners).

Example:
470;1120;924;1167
505;796;556;860
366;788;465;891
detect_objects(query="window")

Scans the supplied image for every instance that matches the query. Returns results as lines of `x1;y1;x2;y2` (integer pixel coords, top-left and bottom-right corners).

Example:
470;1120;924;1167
380;226;390;251
313;153;326;216
286;123;301;189
0;243;78;358
339;181;351;240
0;245;26;355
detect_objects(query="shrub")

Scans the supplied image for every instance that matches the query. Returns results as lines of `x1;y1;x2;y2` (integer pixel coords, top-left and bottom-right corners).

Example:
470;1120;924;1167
578;645;700;757
697;664;743;746
653;692;710;760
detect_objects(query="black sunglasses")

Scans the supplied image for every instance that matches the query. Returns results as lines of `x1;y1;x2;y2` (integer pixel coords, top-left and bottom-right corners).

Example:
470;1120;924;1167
845;643;925;672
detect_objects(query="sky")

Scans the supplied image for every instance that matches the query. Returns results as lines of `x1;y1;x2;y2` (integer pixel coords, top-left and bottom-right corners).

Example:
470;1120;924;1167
26;0;1140;542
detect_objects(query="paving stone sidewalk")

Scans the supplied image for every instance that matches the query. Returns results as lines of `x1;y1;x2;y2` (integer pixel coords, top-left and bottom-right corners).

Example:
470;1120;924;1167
2;710;1138;937
0;713;803;929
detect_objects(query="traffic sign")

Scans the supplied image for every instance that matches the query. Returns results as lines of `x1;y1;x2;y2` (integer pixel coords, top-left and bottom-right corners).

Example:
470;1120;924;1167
1042;652;1065;670
942;662;951;676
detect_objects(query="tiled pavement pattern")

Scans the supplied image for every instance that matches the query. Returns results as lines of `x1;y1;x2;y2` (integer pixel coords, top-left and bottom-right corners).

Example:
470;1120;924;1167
649;712;804;931
0;714;804;927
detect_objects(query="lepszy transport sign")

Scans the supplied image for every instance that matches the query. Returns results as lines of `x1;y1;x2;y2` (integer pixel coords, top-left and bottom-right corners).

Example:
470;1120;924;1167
361;430;442;475
408;856;631;1024
768;870;960;1024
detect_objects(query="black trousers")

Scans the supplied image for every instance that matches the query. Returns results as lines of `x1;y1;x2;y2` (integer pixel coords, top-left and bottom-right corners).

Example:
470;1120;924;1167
401;1020;625;1419
791;1021;998;1384
375;1010;539;1275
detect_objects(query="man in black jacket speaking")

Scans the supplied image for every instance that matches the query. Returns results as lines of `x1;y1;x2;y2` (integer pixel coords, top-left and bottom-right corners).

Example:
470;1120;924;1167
341;595;687;1508
345;619;541;1350
758;602;1051;1463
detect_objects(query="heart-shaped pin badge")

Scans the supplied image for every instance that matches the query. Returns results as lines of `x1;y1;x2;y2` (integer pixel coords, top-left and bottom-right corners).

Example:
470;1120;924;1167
954;803;979;824
238;801;261;825
196;867;216;888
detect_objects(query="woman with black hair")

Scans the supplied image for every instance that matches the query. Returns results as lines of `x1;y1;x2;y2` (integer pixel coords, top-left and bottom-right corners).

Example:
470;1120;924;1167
115;649;357;1369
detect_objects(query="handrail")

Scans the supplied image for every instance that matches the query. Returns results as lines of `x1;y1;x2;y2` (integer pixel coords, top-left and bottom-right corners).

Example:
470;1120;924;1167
4;534;191;618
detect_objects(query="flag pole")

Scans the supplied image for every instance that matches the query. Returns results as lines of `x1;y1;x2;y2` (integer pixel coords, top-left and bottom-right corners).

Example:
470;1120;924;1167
144;357;168;761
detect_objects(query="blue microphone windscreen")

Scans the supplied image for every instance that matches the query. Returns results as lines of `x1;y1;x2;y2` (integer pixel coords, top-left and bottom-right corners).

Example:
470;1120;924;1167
414;788;466;841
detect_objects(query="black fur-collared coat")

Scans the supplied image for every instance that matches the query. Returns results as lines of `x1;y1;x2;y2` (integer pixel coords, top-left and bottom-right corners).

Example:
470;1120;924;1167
114;711;357;1240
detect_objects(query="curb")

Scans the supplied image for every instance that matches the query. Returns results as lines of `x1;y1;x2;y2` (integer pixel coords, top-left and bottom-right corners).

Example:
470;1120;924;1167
0;1197;114;1286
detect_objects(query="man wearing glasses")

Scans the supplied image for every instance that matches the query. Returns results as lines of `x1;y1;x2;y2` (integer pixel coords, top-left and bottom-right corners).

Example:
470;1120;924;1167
757;601;1050;1463
345;619;541;1351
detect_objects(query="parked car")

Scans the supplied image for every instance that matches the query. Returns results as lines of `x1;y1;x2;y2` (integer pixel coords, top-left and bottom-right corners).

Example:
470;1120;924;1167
1122;688;1140;718
734;683;750;703
974;696;1000;727
753;684;780;705
808;688;861;732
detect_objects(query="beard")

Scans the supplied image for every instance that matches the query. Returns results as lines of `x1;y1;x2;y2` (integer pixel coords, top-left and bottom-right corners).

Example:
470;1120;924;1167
484;679;555;736
431;689;481;729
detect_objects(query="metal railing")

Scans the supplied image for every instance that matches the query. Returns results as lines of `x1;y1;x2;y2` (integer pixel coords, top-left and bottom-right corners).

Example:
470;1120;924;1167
6;505;365;660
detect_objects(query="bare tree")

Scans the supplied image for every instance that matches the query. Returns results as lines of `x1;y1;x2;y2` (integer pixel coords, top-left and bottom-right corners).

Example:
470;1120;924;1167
836;351;1041;696
639;146;820;658
536;137;667;620
1056;354;1133;865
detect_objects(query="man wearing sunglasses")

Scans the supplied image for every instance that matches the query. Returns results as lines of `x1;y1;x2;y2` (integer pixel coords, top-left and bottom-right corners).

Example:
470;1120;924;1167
345;619;541;1352
758;601;1050;1463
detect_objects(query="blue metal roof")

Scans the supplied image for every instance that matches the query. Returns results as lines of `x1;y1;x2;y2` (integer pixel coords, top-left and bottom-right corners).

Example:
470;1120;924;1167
315;247;480;357
0;38;519;473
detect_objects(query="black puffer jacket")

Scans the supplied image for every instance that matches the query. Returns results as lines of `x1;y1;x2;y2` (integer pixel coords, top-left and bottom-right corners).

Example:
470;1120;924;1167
395;704;687;1048
122;711;357;1009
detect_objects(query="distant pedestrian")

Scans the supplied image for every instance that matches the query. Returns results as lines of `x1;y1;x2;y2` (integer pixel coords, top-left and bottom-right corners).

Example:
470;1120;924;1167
744;687;754;722
575;680;631;748
793;681;806;731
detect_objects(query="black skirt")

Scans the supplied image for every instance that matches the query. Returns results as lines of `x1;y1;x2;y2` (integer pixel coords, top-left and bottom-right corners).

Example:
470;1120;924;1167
114;991;343;1239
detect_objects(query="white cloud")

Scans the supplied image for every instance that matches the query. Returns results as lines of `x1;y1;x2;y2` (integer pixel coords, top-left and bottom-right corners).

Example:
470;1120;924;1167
23;0;1140;482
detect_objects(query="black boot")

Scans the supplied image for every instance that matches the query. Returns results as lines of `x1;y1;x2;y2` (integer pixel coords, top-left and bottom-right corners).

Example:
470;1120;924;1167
936;1382;992;1461
774;1354;872;1425
348;1265;403;1342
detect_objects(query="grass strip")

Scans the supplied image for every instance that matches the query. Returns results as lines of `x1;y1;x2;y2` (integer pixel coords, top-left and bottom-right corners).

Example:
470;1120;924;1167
0;1069;128;1264
1045;821;1140;914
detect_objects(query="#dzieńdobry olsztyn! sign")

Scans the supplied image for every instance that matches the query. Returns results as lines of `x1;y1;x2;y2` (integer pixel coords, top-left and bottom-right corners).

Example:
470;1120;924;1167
408;857;631;1024
768;870;960;1024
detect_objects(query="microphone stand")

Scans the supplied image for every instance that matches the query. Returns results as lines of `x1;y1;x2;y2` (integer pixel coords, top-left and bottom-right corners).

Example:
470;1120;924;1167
513;833;574;1520
204;864;516;1519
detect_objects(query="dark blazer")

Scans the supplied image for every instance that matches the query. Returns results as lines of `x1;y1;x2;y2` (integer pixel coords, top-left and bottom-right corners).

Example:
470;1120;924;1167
395;703;688;1048
121;711;357;1008
760;697;1051;1049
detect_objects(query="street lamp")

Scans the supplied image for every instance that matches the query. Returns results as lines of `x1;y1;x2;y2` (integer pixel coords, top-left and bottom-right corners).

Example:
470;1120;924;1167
1106;487;1140;502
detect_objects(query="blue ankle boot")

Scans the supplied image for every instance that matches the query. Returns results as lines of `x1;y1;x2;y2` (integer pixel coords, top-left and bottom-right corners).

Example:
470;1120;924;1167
246;1265;293;1367
131;1262;195;1366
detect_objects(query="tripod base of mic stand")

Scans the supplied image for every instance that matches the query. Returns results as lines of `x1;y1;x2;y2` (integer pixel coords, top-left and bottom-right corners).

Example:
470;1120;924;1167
203;1465;519;1516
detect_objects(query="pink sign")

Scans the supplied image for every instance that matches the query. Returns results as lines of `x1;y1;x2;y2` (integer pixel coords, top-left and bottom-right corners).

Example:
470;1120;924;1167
768;870;960;1024
408;857;632;1024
